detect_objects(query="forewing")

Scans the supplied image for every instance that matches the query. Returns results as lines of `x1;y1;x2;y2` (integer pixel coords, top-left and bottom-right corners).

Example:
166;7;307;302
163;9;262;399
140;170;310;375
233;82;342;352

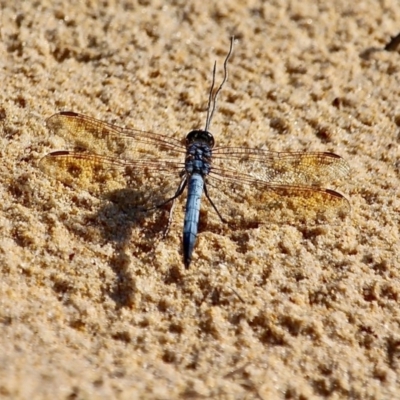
212;147;350;185
46;111;185;160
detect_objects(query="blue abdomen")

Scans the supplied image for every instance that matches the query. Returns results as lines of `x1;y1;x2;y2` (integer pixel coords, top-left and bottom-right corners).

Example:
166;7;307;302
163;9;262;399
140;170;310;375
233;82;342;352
183;174;204;268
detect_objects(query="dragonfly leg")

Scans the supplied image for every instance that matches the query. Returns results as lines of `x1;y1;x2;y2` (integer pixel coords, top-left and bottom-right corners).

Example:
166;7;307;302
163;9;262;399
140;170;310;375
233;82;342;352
163;197;177;238
142;177;187;238
204;183;227;223
160;178;187;238
143;177;187;212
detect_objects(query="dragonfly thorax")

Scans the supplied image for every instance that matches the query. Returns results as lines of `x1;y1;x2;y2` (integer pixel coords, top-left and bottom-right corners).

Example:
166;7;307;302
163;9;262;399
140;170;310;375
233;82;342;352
185;134;213;177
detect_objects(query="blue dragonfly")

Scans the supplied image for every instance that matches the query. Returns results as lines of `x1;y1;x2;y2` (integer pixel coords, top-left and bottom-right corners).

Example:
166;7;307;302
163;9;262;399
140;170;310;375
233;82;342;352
40;39;350;268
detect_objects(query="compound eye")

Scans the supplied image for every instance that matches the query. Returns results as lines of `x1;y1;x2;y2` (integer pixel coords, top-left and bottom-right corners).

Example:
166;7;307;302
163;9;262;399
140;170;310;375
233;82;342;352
185;130;215;147
206;132;215;147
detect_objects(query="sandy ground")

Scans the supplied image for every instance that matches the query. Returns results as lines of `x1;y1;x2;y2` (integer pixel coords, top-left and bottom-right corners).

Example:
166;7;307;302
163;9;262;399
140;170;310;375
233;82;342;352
1;0;400;398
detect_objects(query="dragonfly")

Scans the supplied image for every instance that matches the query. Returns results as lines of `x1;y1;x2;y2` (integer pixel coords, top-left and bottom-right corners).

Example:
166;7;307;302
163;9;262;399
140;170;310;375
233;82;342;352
40;38;350;268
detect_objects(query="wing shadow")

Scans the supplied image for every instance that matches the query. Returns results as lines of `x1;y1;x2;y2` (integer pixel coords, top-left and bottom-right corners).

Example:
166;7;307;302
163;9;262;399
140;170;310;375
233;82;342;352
98;187;174;307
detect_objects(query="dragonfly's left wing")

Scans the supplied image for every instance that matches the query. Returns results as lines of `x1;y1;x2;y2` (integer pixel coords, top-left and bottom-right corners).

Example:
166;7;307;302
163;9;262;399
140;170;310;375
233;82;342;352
41;112;187;208
46;111;185;159
40;150;185;209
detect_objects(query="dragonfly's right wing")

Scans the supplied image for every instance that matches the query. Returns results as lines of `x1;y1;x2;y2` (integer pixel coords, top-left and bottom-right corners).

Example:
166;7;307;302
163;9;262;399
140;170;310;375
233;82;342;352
207;174;350;227
212;147;350;186
205;163;350;227
205;146;350;226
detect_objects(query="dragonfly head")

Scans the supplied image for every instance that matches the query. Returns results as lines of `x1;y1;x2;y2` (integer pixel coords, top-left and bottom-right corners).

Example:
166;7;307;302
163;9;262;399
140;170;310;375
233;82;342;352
185;130;215;148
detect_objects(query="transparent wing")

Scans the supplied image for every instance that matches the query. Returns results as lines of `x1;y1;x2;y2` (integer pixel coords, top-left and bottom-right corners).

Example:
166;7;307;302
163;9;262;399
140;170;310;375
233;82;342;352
41;112;186;208
46;111;186;159
207;148;350;226
212;147;350;185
